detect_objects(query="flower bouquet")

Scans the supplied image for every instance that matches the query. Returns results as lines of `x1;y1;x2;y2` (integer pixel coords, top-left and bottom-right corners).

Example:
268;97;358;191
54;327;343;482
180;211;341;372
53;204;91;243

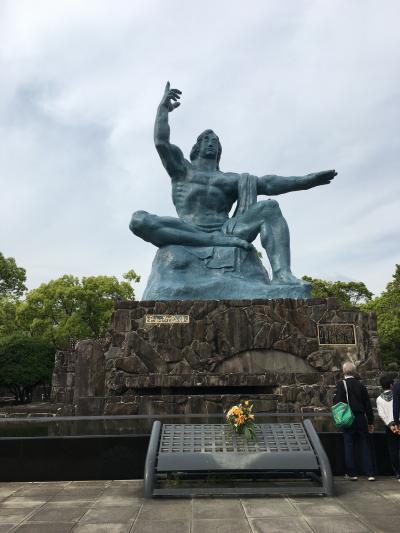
226;400;256;440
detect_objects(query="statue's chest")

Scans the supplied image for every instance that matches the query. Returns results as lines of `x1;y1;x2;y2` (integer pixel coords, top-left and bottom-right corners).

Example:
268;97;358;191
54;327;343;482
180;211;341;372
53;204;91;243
186;172;235;194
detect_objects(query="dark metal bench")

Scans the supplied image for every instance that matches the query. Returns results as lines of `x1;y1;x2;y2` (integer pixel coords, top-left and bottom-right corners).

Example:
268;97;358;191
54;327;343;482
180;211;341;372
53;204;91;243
144;420;333;497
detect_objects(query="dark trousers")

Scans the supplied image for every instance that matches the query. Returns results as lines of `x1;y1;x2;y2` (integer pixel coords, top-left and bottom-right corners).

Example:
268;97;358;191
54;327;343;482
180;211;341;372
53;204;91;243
385;427;400;477
343;413;374;476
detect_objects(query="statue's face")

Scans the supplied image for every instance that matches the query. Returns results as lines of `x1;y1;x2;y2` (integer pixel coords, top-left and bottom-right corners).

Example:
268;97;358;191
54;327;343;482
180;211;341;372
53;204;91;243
198;131;219;160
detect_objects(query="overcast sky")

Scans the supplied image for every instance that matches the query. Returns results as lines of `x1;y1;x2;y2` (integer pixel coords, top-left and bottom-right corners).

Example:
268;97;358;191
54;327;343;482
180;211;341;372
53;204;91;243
1;0;399;299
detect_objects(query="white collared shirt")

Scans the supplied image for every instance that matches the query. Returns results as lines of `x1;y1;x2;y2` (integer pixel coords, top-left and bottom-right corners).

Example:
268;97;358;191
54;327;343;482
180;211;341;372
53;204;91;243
376;390;394;427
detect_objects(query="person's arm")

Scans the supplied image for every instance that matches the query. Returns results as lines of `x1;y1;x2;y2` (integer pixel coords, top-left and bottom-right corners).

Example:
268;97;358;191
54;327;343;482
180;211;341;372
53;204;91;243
376;397;384;423
332;380;345;405
393;383;400;426
154;82;187;179
257;170;337;196
361;384;374;426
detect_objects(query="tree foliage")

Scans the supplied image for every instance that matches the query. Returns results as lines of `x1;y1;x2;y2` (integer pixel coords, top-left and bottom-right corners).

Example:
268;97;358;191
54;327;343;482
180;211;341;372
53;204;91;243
0;252;27;298
15;272;140;349
0;297;20;337
302;276;373;309
363;265;400;367
0;335;55;403
0;266;140;402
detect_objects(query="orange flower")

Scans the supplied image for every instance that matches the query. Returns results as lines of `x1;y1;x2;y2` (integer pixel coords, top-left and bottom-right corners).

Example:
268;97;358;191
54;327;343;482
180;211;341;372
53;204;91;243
227;406;239;418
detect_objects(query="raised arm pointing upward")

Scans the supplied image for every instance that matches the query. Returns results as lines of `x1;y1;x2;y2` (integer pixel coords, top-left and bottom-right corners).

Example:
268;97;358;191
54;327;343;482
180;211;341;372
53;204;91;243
154;82;187;179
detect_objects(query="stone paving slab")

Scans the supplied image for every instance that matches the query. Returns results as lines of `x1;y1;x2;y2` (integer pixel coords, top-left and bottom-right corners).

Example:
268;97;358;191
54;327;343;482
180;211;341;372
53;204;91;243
303;515;371;533
0;478;399;532
192;518;252;533
72;526;131;533
131;519;190;533
250;517;313;532
242;498;298;517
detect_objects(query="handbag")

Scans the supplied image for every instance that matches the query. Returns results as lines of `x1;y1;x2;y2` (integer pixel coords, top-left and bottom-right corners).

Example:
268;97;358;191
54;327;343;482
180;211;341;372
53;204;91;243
331;379;355;429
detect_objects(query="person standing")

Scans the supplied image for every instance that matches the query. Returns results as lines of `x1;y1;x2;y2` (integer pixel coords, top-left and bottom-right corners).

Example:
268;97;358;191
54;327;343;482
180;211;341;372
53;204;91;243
393;380;400;432
376;374;400;480
333;362;375;480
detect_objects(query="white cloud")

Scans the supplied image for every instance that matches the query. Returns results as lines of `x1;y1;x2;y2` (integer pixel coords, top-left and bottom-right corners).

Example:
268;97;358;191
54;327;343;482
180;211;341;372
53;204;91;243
0;0;399;298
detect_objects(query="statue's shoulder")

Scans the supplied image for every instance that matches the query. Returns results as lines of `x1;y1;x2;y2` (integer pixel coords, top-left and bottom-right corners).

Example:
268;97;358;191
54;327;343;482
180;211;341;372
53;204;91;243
220;170;240;182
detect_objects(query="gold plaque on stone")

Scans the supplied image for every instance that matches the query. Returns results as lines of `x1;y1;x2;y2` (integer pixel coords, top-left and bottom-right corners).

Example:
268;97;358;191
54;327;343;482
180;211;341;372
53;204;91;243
145;314;190;324
318;324;356;345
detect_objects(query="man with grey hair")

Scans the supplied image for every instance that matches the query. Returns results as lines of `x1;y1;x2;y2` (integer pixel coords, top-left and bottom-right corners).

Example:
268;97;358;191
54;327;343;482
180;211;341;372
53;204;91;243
333;361;375;480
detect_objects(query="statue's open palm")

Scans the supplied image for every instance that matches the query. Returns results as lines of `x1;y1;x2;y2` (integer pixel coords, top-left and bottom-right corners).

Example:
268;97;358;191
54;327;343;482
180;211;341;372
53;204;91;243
309;170;337;186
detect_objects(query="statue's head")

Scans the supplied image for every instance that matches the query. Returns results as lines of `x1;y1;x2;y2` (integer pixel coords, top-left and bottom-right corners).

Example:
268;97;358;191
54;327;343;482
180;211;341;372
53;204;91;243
190;129;222;169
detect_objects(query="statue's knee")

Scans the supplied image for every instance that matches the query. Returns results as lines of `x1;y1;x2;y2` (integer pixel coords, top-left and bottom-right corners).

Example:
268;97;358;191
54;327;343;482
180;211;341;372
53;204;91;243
260;199;280;214
129;210;148;235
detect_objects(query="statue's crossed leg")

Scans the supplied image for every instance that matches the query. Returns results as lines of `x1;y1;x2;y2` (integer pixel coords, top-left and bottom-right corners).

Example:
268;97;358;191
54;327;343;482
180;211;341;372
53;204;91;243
130;211;252;249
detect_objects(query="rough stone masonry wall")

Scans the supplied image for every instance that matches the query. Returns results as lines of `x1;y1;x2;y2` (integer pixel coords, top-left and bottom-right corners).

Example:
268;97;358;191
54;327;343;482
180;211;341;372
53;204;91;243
107;298;379;387
50;298;381;416
51;350;76;405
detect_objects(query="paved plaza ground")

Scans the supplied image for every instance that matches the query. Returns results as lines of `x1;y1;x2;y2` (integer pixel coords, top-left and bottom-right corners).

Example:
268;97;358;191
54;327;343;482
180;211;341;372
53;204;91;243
0;477;399;532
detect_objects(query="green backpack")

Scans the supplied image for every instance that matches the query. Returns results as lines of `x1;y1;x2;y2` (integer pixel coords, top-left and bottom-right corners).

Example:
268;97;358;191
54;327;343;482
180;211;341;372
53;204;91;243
332;379;355;429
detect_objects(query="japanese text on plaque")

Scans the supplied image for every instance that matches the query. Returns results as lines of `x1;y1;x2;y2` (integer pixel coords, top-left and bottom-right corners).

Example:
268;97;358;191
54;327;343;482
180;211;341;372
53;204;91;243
145;314;190;325
318;324;356;345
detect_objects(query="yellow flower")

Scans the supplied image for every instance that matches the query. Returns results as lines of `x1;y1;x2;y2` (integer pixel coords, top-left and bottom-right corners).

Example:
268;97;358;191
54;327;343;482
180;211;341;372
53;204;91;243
244;400;249;406
227;406;239;417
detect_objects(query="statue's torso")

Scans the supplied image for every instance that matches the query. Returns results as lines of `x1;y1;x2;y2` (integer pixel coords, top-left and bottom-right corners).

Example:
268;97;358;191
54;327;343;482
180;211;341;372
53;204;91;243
171;168;239;227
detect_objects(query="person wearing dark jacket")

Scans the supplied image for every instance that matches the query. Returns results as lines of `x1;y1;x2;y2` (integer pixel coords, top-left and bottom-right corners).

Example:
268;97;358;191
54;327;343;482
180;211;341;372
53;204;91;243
333;361;375;480
393;381;400;429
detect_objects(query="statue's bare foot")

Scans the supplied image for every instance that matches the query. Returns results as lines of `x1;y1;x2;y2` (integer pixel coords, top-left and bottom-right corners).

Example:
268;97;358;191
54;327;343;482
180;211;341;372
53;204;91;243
272;271;310;285
211;234;252;250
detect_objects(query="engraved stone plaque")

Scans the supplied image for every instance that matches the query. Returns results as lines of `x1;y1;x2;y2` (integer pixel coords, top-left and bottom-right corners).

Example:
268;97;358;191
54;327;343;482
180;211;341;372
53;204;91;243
145;314;190;324
318;324;356;345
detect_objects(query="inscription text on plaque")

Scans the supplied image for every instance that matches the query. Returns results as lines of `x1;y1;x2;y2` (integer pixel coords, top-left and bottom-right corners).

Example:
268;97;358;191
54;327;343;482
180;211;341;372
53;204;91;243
145;314;190;325
318;324;356;345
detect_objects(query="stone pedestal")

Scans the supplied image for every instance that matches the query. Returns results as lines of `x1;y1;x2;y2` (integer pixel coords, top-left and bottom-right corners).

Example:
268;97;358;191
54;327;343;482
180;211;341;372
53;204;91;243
143;245;311;300
51;298;381;416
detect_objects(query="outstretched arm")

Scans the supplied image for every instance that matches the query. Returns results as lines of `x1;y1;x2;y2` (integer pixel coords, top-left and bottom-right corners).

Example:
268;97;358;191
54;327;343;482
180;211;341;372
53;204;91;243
257;170;337;196
154;82;187;179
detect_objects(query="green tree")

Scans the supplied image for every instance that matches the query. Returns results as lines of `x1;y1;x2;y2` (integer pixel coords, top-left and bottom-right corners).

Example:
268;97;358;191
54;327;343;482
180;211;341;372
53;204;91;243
0;335;55;403
17;272;140;349
0;297;21;337
0;252;27;298
364;265;400;367
302;276;373;309
0;253;27;337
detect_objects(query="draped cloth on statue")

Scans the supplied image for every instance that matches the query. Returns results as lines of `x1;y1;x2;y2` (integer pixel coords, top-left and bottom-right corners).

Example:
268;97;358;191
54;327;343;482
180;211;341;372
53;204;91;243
236;173;258;215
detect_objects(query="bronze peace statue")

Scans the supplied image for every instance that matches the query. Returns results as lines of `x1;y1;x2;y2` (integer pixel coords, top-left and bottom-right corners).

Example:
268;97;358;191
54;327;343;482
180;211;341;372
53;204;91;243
130;82;336;300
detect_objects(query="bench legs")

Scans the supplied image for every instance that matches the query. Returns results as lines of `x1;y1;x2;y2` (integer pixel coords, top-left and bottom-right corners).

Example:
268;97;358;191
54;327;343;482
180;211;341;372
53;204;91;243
304;419;333;496
143;420;161;499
